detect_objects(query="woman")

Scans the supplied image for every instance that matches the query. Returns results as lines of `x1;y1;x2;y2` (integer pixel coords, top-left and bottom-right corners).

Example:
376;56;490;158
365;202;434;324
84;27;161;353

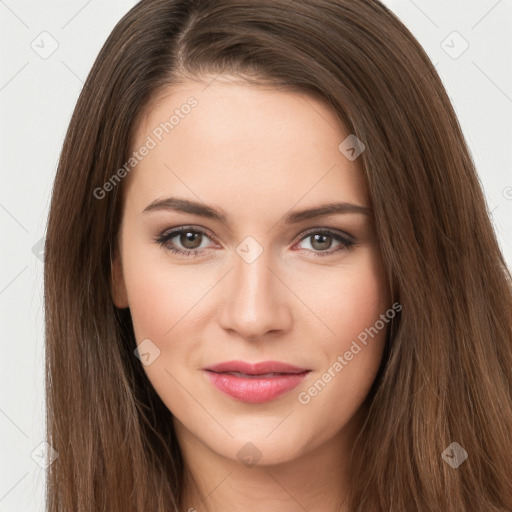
44;0;512;510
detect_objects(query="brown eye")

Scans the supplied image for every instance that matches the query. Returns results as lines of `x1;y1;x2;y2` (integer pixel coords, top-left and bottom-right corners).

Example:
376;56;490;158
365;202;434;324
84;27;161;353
310;233;333;251
179;230;203;249
154;227;215;257
296;230;355;257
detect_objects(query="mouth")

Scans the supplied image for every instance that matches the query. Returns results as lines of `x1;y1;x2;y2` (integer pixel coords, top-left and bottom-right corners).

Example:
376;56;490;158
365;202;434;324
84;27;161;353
203;360;311;403
207;370;305;378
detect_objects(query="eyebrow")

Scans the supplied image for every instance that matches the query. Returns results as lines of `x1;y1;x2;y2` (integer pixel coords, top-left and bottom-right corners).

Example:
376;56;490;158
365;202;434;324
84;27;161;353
142;197;371;224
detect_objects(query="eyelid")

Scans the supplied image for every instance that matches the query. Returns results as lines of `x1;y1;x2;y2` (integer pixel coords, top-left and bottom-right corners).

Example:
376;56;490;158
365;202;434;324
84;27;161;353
157;224;217;241
295;226;355;244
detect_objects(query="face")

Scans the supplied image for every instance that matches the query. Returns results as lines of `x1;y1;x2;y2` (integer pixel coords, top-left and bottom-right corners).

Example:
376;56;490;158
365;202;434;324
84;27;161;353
111;76;391;466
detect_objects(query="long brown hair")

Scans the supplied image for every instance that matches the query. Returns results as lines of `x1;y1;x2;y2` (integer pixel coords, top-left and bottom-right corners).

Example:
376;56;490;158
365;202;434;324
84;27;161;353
44;0;512;510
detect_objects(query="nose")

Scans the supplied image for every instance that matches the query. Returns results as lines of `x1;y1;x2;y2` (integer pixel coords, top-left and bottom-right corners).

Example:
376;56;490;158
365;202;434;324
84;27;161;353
218;247;293;340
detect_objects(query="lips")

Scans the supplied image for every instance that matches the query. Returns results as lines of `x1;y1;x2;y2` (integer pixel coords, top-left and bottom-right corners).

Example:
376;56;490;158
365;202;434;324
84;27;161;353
203;360;311;403
204;360;309;375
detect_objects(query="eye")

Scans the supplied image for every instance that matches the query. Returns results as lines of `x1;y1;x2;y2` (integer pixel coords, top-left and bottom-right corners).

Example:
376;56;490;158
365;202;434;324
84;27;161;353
154;226;216;257
154;226;356;258
294;229;355;257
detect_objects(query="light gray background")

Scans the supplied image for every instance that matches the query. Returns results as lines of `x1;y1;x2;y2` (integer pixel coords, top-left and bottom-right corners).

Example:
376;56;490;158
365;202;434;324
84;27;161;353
0;1;511;510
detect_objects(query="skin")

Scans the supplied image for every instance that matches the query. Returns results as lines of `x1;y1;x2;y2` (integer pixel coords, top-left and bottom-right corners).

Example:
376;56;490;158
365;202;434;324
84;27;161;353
111;75;391;512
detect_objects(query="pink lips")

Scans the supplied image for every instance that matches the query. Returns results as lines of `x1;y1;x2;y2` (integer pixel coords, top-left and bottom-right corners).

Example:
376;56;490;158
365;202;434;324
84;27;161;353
203;360;311;403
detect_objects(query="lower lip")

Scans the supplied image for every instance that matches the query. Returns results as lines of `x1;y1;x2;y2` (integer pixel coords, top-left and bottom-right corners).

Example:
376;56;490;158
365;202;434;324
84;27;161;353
204;370;310;403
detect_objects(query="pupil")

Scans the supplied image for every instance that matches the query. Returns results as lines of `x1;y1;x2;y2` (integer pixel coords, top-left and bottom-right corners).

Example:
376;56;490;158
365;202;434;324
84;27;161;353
312;233;331;250
181;231;201;249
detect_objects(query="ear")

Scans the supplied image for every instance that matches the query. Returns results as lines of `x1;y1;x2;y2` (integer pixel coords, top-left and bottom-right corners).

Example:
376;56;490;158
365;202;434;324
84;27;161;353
110;248;129;309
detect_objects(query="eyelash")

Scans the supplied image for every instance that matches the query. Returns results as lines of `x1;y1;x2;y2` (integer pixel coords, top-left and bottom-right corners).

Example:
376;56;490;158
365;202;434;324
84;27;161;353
154;225;356;258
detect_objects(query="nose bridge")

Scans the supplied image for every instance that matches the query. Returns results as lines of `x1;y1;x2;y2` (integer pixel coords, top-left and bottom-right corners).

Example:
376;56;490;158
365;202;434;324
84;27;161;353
218;242;290;338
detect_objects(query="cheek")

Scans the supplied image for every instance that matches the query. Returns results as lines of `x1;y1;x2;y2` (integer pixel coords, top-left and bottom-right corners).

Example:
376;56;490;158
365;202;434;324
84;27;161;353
121;239;205;341
126;271;171;340
340;267;388;340
303;248;389;344
295;249;389;410
121;252;205;398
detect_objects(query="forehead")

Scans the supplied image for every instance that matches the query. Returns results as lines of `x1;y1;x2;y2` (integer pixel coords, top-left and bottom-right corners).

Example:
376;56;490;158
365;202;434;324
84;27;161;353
136;77;342;149
125;77;368;212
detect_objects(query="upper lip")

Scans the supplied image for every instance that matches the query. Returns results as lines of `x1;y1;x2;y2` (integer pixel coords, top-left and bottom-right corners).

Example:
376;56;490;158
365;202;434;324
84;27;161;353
204;360;310;375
